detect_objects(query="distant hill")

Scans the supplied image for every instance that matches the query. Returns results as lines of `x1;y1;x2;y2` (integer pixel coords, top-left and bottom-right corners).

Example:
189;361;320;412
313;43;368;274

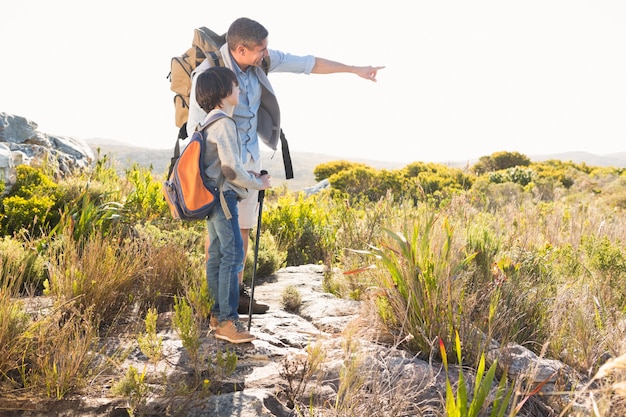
86;139;407;191
85;138;626;192
529;151;626;168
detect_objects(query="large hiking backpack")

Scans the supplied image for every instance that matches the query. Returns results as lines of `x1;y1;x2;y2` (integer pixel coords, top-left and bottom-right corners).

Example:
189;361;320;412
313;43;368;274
167;27;292;179
162;112;231;221
168;27;225;138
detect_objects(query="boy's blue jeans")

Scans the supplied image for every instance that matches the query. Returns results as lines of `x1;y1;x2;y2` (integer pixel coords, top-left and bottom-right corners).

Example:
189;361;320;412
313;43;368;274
206;190;243;322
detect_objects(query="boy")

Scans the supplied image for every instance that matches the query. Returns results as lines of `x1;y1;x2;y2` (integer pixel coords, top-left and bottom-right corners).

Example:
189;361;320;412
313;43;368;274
195;66;271;343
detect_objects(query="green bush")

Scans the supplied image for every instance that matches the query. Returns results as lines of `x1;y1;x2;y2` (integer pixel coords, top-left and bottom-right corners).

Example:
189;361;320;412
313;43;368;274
472;151;531;175
365;214;476;357
2;194;58;236
243;230;286;283
313;160;370;182
263;192;334;266
328;166;380;201
327;162;474;205
124;164;169;222
9;165;58;199
1;165;62;236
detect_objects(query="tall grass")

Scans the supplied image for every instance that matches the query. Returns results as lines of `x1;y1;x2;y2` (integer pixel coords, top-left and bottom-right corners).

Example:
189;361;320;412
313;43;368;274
25;306;99;398
0;274;30;385
363;211;475;358
44;226;150;326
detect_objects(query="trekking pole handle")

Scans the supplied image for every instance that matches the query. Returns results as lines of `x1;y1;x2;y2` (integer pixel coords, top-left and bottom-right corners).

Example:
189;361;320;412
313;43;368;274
258;170;268;202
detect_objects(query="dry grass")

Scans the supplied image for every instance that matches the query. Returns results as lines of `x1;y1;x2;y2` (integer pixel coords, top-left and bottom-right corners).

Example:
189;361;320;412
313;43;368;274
44;228;150;326
26;306;99;398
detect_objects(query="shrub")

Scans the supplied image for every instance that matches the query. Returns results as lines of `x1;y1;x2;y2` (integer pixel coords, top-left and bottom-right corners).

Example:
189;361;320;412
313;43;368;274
472;151;531;175
328;166;380;201
243;230;286;283
281;285;302;313
0;294;30;384
25;307;99;399
405;162;475;195
131;222;204;312
313;160;370;182
0;165;62;236
365;214;475;358
1;195;58;236
123;164;169;222
263;192;334;266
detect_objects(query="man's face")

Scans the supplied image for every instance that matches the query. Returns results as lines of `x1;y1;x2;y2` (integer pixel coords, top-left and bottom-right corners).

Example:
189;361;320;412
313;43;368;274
234;38;269;69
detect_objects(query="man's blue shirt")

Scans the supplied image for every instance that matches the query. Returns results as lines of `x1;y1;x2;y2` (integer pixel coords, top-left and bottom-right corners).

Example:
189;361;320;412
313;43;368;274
233;50;315;163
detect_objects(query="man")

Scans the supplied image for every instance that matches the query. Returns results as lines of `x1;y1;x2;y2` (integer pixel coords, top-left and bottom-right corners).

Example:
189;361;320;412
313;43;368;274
188;17;384;315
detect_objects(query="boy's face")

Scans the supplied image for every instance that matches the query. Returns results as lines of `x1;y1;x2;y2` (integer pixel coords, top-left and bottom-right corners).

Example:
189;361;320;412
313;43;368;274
224;82;240;107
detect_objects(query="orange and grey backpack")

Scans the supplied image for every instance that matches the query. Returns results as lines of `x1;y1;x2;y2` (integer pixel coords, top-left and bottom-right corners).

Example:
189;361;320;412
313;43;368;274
162;112;231;221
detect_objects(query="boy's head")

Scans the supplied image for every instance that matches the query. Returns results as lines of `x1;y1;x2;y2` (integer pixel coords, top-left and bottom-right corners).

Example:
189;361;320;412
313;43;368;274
196;66;239;113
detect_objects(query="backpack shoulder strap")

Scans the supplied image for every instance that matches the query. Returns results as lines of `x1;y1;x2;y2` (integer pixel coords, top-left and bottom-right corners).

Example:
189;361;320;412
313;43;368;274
261;56;270;74
193;27;226;67
196;111;231;189
167;112;229;180
208;51;223;67
195;111;234;219
197;111;229;131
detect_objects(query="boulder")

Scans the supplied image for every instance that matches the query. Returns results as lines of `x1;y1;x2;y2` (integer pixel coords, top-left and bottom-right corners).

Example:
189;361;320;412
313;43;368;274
0;112;94;187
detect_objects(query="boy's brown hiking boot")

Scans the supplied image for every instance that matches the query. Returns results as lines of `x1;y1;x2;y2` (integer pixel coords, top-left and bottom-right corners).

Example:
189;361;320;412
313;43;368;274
238;285;269;315
209;314;247;332
214;320;255;344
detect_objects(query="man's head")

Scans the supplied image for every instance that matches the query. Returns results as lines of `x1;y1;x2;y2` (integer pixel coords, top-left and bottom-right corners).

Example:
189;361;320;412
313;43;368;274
227;17;269;69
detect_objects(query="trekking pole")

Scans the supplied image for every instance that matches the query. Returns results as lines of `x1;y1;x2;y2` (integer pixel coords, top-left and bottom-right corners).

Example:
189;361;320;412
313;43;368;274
248;170;268;330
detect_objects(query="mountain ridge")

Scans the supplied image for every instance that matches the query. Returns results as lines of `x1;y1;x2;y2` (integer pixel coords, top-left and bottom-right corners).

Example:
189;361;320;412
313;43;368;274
85;138;626;192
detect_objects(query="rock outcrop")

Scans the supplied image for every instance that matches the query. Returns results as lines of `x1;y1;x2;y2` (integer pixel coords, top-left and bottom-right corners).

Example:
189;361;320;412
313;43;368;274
0;112;94;186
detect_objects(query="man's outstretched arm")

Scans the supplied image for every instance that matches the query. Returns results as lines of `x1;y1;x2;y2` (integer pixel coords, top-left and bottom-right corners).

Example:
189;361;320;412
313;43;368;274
311;58;385;82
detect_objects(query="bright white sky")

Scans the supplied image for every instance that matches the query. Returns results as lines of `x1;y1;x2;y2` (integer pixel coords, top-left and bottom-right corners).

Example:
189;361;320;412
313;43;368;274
2;1;625;165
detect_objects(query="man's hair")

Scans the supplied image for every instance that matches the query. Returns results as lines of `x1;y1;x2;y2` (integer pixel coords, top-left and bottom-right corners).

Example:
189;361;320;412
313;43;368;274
196;66;239;113
226;17;268;51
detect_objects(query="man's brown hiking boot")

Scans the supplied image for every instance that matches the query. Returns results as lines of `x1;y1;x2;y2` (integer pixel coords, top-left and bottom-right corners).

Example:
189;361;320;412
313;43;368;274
238;285;269;315
214;320;255;344
209;315;218;331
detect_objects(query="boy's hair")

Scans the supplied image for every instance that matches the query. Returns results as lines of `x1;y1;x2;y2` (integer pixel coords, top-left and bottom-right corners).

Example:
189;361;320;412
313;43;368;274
227;17;268;51
195;66;239;113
